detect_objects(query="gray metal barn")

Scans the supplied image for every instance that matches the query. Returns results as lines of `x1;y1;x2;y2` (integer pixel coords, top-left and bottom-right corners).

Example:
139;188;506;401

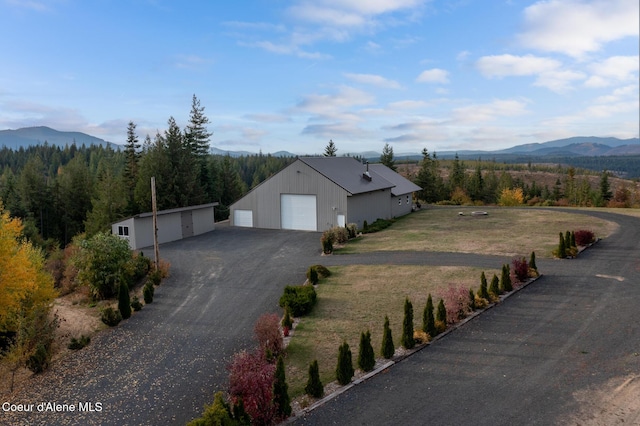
111;202;218;250
230;157;420;231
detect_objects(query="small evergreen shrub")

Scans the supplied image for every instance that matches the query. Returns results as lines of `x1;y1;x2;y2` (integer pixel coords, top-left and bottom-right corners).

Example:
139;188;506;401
278;285;317;317
362;220;369;232
307;264;331;279
512;257;529;283
346;223;358;239
281;307;293;329
565;231;572;249
362;218;395;234
468;288;476;311
330;226;349;244
570;231;576;248
422;294;436;338
68;335;90;350
143;282;154;304
501;264;513;292
26;344;50;374
357;330;375;372
305;360;324;398
529;251;538;272
132;252;152;282
148;269;162;286
436;299;447;326
320;232;334;254
131;296;143;311
336;341;354;385
101;306;122;327
186;391;236;426
574;229;595;246
273;356;292;419
381;315;395;359
556;232;567;258
489;274;500;299
118;281;132;320
479;272;489;301
401;298;415;349
307;266;319;285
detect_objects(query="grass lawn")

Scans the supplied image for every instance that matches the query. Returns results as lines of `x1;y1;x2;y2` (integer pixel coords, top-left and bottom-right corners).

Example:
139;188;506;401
286;207;623;401
286;264;501;398
335;206;619;258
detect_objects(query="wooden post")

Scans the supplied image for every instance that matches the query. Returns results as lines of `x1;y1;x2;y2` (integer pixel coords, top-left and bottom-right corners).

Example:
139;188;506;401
151;176;160;271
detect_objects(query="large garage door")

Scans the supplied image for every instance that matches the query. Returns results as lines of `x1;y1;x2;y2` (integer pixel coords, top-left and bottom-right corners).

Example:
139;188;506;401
281;194;317;231
234;209;253;227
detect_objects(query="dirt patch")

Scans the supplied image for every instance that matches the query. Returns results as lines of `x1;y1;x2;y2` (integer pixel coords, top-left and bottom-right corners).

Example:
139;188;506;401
568;374;640;425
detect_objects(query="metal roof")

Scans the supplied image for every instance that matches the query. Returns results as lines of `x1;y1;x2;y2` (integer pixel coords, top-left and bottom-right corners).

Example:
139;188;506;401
134;202;219;219
298;157;394;195
369;164;422;196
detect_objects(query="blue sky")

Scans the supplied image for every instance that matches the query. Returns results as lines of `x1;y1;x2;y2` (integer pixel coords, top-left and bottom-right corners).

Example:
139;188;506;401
1;0;638;155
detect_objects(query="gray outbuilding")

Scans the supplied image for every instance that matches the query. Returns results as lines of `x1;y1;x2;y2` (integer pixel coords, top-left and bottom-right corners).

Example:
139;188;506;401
111;202;218;250
230;157;421;231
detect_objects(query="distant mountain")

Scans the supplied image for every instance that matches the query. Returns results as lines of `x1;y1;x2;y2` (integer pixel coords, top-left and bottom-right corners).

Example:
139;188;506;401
0;126;118;149
495;136;639;155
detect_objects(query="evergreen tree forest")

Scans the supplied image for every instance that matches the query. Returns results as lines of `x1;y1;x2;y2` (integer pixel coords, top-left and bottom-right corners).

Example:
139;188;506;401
0;96;294;250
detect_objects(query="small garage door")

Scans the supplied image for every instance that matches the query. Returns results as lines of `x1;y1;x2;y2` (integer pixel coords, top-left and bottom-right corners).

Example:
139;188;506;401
281;194;317;231
234;209;253;227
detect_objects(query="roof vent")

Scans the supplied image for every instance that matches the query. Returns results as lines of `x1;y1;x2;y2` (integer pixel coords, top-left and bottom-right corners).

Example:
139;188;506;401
362;161;372;181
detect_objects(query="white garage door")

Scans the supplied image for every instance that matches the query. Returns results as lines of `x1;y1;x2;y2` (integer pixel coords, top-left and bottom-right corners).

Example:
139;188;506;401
233;209;253;227
281;194;317;231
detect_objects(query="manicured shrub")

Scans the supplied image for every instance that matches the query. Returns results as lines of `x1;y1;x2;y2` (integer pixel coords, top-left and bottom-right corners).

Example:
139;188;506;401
278;285;317;317
148;269;162;286
565;231;573;249
346;223;358;239
479;272;489;301
131;252;152;282
305;360;324;398
557;232;567;258
330;226;349;244
401;298;415;349
529;251;538;272
118;281;132;320
336;341;354;385
320;232;333;254
571;231;576;248
143;282;154;304
442;285;470;324
228;349;276;425
512;257;529;283
101;306;122;327
468;288;476;311
381;315;395;359
307;264;331;279
307;266;319;285
362;220;369;232
501;264;513;292
358;330;375;372
281;307;293;329
186;391;236;426
362;218;395;234
68;335;90;350
422;294;436;338
254;313;283;360
489;274;500;299
574;229;595;246
131;296;143;311
273;356;291;419
436;299;447;324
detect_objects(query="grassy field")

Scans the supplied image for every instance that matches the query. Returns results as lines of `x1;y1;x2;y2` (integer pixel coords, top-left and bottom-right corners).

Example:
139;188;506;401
335;206;619;258
285;207;623;401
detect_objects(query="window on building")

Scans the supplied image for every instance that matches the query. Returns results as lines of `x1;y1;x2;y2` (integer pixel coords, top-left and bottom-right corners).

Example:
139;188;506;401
407;195;410;204
398;198;402;205
118;226;129;236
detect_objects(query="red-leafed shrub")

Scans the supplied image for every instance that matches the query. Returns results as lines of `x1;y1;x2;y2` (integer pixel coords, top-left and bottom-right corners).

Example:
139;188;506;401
254;313;283;360
440;285;471;324
228;349;276;425
511;257;529;284
574;230;595;246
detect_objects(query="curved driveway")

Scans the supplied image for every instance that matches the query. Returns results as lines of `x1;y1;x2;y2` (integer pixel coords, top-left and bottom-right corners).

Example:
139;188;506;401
1;210;638;425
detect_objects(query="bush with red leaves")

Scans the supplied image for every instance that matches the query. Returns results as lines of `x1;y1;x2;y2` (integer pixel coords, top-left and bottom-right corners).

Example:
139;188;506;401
254;313;284;360
574;230;595;246
511;257;529;284
440;285;471;324
228;349;277;425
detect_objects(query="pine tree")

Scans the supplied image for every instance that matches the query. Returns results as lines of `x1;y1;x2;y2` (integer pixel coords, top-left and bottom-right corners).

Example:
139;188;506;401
357;330;375;372
571;231;576;248
599;170;612;203
336;341;354;385
123;121;140;215
323;140;337;157
380;143;397;171
118;280;131;320
479;271;489;300
436;299;447;325
273;355;291;418
381;315;395;359
489;274;500;298
184;94;213;201
401;298;415;349
468;288;476;310
305;360;324;398
422;294;436;338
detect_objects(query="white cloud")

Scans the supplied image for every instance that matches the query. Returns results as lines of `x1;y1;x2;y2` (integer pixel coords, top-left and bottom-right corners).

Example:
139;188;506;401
476;54;560;78
533;69;586;92
388;100;429;110
585;55;640;87
289;0;425;27
344;73;402;89
518;0;639;58
244;113;291;123
295;86;375;117
452;99;529;123
416;68;450;84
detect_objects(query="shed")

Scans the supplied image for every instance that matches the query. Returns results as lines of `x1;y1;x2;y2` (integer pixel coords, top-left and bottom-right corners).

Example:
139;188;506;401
230;157;421;231
111;202;218;250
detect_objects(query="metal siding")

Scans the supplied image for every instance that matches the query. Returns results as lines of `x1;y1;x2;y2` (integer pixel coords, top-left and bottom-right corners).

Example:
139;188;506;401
157;213;183;245
391;192;414;218
347;189;392;228
230;159;348;231
191;206;215;235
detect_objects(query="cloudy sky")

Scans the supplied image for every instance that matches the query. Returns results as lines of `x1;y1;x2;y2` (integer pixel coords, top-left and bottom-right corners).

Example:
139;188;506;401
1;0;638;154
